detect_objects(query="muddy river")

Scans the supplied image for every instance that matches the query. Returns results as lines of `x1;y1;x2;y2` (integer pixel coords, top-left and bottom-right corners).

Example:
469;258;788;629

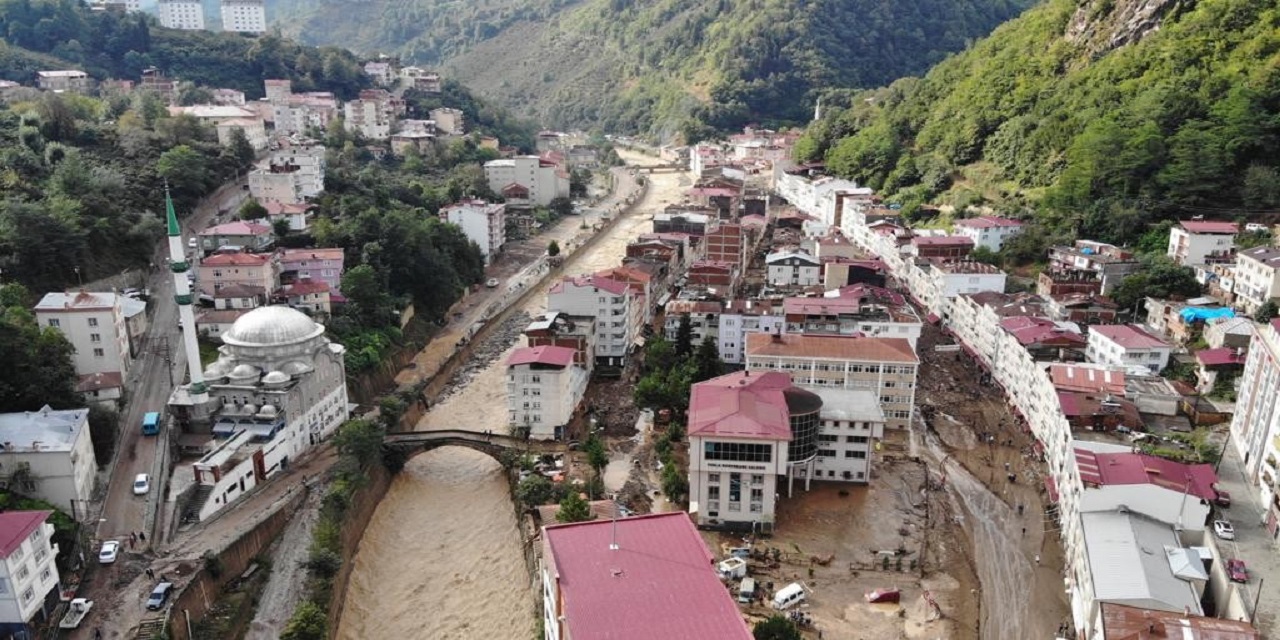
337;149;685;639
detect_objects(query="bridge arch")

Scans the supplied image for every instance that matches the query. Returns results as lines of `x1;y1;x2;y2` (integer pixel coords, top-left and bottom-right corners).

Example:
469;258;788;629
382;430;560;467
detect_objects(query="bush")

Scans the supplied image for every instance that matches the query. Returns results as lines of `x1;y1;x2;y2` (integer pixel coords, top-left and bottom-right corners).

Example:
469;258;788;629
280;601;328;640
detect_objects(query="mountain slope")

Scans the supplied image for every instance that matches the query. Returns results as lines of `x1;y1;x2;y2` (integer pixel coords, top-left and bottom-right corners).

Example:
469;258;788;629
797;0;1280;247
268;0;1037;136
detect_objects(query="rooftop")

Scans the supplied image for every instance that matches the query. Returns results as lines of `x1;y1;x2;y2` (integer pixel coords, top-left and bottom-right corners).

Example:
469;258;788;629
0;511;51;558
1081;511;1203;615
955;216;1023;229
688;371;795;440
929;259;1004;275
999;317;1085;347
746;333;918;364
1196;347;1248;367
201;221;271;237
1178;220;1239;235
508;345;576;368
765;250;820;264
76;371;124;393
212;284;266;298
1090;324;1171;350
280;249;344;264
542;512;752;640
1074;449;1218;501
35;290;119;312
1098;602;1259;639
200;252;273;267
912;235;975;246
808;387;884;423
1239;245;1280;265
1048;364;1126;396
0;405;89;453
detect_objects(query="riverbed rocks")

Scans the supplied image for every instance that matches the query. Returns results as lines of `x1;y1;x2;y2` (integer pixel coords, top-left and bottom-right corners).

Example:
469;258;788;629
436;311;531;403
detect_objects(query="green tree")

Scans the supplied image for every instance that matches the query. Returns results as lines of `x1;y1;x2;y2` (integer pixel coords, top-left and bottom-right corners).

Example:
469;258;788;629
661;464;688;504
156;144;210;204
226;126;256;169
272;217;292;240
331;419;384;469
0;285;80;412
674;313;693;358
239;199;268;220
516;474;561;507
583;433;608;475
1110;256;1203;311
87;406;118;464
547;240;561;257
340;265;393;329
753;615;802;640
557;490;592;523
549;197;574;219
693;336;721;383
280;601;328;640
1255;300;1279;323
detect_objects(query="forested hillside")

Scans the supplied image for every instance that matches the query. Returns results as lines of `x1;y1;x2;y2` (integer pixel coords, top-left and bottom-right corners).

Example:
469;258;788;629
267;0;1036;137
797;0;1280;251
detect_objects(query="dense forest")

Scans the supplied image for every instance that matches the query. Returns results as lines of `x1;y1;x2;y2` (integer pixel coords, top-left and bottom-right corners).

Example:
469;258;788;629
0;0;368;98
796;0;1280;254
267;0;1036;136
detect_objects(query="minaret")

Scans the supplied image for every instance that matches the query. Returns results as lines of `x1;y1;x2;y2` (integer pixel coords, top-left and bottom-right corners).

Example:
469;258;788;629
165;188;209;402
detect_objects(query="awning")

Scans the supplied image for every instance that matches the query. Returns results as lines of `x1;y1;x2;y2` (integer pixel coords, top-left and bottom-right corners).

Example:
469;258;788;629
1045;475;1059;503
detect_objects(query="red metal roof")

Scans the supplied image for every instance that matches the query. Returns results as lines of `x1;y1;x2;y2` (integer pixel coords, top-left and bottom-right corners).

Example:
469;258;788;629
200;252;272;267
543;512;752;640
1179;220;1239;234
0;511;50;558
1196;347;1248;367
1089;324;1170;349
1049;364;1126;396
507;345;576;368
689;371;795;440
1099;602;1259;639
912;235;974;246
999;317;1086;347
954;216;1023;229
1074;448;1218;501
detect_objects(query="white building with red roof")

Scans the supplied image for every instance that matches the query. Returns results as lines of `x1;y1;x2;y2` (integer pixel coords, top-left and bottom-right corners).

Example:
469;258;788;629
1167;219;1238;266
540;512;752;640
35;291;133;386
506;346;588;440
953;215;1023;252
547;275;638;367
483;156;570;207
0;511;60;631
440;199;505;265
1086;324;1172;373
197;220;274;254
197;251;280;297
1074;446;1219;532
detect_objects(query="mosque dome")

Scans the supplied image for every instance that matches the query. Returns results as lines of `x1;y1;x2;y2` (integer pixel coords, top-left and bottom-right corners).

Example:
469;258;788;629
262;371;290;386
222;306;324;347
228;364;260;380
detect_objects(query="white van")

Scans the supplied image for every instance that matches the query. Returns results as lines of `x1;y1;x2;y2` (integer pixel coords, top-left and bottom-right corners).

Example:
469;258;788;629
737;578;756;604
772;582;806;610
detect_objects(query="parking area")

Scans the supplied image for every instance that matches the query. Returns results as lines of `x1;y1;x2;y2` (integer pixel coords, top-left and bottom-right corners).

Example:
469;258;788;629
1213;443;1280;634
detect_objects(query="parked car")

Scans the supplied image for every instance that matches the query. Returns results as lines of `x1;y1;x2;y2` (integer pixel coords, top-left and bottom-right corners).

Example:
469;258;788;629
486;278;500;288
1213;520;1236;540
1227;558;1249;583
133;473;150;496
97;540;119;564
1213;485;1232;508
145;582;173;610
187;237;197;249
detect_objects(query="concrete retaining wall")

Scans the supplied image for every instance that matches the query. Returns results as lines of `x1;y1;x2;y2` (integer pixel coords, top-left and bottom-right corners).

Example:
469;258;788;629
324;462;393;633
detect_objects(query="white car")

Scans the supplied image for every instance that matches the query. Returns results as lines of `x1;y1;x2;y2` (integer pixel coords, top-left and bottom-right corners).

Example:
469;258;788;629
187;237;197;249
133;473;150;496
98;540;120;564
1213;520;1236;540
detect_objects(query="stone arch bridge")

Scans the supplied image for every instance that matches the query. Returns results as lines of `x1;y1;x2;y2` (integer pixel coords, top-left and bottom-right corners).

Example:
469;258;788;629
383;429;563;462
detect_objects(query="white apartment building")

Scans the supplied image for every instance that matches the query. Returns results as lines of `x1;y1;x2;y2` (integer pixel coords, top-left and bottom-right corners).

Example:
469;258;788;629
546;275;636;367
1230;319;1280;514
1233;246;1280;314
787;286;922;347
343;99;392;140
765;250;821;287
662;300;723;348
221;0;266;33
0;511;61;633
440;200;505;264
272;94;339;136
717;300;786;365
215;118;268;151
35;70;91;93
745;333;918;431
953;216;1023;252
483;156;570;207
0;408;98;514
363;62;394;86
808;387;884;483
506;346;588;441
687;371;820;531
773;168;867;228
158;0;205;29
1085;324;1172;373
1167;219;1237;266
35;291;132;383
908;259;1008;321
248;146;325;205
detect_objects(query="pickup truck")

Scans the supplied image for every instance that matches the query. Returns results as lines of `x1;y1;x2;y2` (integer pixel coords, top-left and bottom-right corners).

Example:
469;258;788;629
59;598;93;629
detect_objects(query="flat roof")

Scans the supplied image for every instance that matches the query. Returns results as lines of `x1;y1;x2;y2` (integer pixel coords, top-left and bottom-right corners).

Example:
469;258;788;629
35;290;119;312
806;386;884;423
0;406;88;453
746;333;918;364
1082;511;1203;615
543;512;752;640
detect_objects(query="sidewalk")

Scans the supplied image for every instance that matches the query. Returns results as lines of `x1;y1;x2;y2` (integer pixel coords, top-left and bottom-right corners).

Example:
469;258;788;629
1213;442;1279;633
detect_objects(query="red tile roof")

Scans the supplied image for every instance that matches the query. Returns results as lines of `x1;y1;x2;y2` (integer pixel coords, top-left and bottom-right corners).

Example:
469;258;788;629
689;371;795;440
1048;364;1126;396
281;248;344;263
954;216;1023;229
999;317;1086;347
912;235;975;246
200;252;273;267
1178;220;1239;234
507;345;576;368
1089;324;1170;349
543;512;753;640
0;511;51;558
76;371;123;392
746;333;918;363
200;221;271;236
1196;347;1248;367
1074;448;1218;501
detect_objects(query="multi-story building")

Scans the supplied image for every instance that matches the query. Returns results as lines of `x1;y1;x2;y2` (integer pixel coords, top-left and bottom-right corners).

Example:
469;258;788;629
773;167;866;228
1037;270;1102;298
0;511;61;636
249;145;326;205
212;88;246;106
0;408;98;514
662;300;723;347
197;251;280;296
717;299;787;365
429;107;464;134
272;281;331;316
198;221;273;254
506;346;589;441
782;285;922;347
215;118;268;151
279;248;344;291
1085;324;1172;373
220;0;266;33
540;512;752;640
1048;241;1141;295
653;209;713;237
1230;319;1280;515
263;79;291;104
35;70;91;93
343;98;392;140
765;250;821;287
953;216;1023;252
35;291;132;384
523;313;596;370
687;371;822;531
809;387;885;483
483;156;570;207
911;259;1008;320
1233;246;1280;314
1168;219;1237;266
158;0;205;29
745;333;918;430
546;275;636;367
440;200;505;265
363;61;394;86
272;93;339;136
909;235;974;259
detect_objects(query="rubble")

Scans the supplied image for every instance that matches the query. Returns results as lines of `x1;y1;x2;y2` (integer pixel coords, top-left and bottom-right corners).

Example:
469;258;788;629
435;311;531;403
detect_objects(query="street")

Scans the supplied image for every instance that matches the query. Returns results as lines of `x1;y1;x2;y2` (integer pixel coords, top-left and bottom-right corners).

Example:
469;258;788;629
1212;441;1280;634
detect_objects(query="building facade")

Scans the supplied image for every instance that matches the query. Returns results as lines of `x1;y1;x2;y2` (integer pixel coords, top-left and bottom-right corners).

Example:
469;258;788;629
1168;220;1237;266
158;0;205;29
441;200;505;264
483;156;569;207
546;275;637;367
0;511;61;637
953;216;1023;251
1234;246;1280;314
506;346;588;441
279;248;344;291
0;408;98;514
220;0;266;33
34;291;132;383
1085;324;1172;373
765;250;821;287
197;252;280;296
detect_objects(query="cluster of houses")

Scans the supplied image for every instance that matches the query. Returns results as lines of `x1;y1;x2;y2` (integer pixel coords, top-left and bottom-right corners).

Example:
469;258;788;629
770;161;1277;638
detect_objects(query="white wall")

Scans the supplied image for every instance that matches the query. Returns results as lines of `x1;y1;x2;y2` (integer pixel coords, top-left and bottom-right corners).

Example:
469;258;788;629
547;282;635;366
507;363;589;440
688;435;788;528
0;521;59;624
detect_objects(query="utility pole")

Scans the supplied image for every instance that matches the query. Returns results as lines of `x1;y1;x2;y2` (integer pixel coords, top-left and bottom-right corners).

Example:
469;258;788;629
157;337;174;387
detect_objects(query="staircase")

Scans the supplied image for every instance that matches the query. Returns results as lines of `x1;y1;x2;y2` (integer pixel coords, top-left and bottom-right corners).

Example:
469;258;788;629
134;616;166;639
181;485;214;526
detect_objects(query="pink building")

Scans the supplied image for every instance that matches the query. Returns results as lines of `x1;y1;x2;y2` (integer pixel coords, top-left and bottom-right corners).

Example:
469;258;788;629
279;248;344;291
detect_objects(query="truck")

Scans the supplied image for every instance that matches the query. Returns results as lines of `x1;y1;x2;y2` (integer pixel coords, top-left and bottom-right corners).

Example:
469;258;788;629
141;412;161;436
59;598;93;629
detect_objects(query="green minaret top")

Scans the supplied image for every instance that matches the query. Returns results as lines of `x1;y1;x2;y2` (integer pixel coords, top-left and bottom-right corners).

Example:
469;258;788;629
165;188;180;237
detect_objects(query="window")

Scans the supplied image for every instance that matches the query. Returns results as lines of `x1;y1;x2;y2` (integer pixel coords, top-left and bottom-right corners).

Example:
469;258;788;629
728;474;741;502
708;473;720;484
531;388;541;396
90;333;101;343
819;449;836;457
844;450;867;459
46;319;59;328
708;486;720;500
16;566;28;581
87;317;99;327
21;587;32;604
846;436;869;444
751;474;764;485
93;348;105;357
703;442;772;463
39;568;49;583
818;434;838;443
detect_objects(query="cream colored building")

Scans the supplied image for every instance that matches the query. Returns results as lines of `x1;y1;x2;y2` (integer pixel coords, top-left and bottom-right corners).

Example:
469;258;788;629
35;291;132;384
0;408;98;515
506;346;588;441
